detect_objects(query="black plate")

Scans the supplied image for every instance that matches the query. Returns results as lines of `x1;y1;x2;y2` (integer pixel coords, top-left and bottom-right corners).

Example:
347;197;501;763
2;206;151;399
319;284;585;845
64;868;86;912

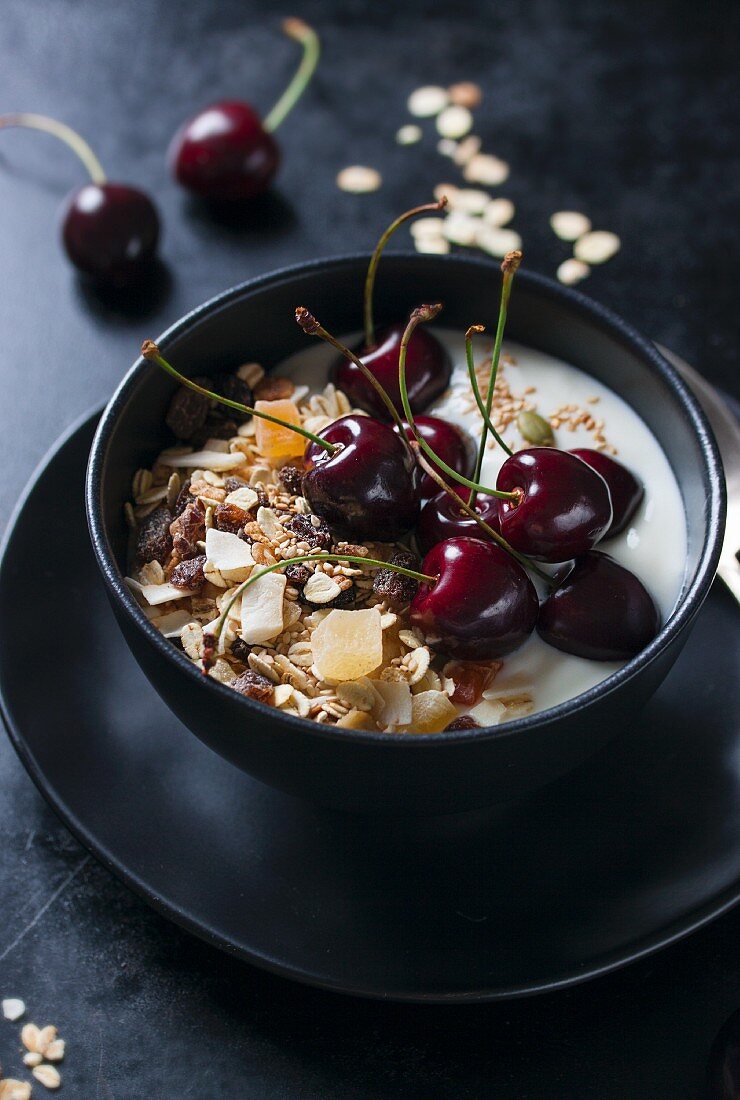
2;411;739;1003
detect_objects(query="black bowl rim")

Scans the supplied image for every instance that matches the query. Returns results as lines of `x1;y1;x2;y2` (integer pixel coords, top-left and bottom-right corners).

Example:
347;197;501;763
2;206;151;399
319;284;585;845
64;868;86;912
86;252;727;748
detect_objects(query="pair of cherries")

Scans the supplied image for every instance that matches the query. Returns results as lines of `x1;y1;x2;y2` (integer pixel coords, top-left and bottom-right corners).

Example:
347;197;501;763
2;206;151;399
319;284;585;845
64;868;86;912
0;20;319;283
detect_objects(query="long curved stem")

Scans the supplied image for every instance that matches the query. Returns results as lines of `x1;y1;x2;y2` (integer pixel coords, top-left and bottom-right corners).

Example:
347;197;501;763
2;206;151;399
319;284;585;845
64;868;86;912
295;307;407;434
398;307;518;501
141;341;337;455
0;112;106;183
263;19;320;133
472;250;522;485
413;445;556;587
465;326;513;458
363;198;447;348
204;552;436;661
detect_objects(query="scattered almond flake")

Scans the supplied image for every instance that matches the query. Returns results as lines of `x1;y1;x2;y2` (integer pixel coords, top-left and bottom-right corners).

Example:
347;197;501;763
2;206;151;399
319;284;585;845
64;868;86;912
160;449;244;472
463;153;509;185
240;571;286;644
447;188;490;214
483;197;515;227
436;104;473;139
442;211;480;246
550;210;592;241
44;1040;65;1063
24;1051;43;1067
557;258;590;286
448;81;483;108
140;582;192;607
0;1081;32;1100
452;135;482;166
574;230;621;264
478;226;523;257
407;84;449;117
396;124;422;145
2;999;25;1021
32;1064;61;1090
336;165;382;194
414;236;450;254
436;137;458;158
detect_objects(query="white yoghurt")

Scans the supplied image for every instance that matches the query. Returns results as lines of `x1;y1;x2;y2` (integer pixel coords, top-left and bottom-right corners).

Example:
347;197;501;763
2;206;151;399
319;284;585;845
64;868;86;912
278;330;687;718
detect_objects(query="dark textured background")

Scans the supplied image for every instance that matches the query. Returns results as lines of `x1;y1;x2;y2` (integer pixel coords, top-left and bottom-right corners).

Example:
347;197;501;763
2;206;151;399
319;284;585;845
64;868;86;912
1;0;738;1095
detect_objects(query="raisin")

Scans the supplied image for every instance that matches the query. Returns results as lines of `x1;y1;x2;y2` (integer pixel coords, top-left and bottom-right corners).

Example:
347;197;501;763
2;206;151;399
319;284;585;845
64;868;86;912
254;376;294;402
191;417;239;448
231;669;274;703
446;660;501;707
444;715;481;731
165;376;213;440
285;563;312;586
212;374;253;424
332;582;356;609
372;549;420;609
215;502;251;535
136;505;173;565
278;464;305;496
170;554;207;591
224;476;248;493
284;513;332;551
173;478;194;517
170;498;206;559
230;638;252;663
255;490;270;507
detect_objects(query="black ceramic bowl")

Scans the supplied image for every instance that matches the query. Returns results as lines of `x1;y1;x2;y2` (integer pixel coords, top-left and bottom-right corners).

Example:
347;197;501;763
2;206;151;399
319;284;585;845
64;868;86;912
86;254;725;815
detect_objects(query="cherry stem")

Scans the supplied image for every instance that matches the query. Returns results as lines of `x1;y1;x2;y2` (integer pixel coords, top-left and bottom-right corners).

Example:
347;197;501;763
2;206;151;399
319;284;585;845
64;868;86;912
398;306;519;502
295;307;407;434
465;326;513;459
472;250;522;485
0;112;107;184
363;198;448;349
413;445;556;587
205;552;436;659
140;341;337;455
263;19;321;133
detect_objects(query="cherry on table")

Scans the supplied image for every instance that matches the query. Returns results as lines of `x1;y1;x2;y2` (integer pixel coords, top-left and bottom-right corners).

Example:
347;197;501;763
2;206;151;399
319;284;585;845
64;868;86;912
303;414;419;540
410;537;539;660
0;113;160;284
169;19;319;202
537;550;660;661
571;448;644;537
395;416;475;500
416;490;501;556
497;447;613;563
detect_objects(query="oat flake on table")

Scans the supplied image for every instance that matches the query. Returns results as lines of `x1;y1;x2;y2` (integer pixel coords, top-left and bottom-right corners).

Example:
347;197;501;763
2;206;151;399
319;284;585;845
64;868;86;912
336;165;382;194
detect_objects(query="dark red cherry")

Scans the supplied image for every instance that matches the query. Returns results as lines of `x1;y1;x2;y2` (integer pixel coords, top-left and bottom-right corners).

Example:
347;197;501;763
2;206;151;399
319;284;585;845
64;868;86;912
708;1009;740;1100
303;415;419;540
410;537;539;660
570;449;644;537
169;101;279;201
331;323;452;420
537;550;660;661
497;447;613;563
416;491;501;557
395;416;475;500
61;183;160;284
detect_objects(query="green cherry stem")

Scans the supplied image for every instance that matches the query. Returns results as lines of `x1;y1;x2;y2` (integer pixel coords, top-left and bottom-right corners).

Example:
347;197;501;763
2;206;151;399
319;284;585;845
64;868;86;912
472;249;522;485
398;306;518;502
262;19;321;133
363;197;448;349
465;325;513;458
413;445;555;587
140;341;337;455
204;552;436;661
295;307;407;434
0;112;107;184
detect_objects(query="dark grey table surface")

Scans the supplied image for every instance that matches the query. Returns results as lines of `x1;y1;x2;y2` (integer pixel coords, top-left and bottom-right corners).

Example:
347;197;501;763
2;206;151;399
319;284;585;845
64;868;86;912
1;1;738;1095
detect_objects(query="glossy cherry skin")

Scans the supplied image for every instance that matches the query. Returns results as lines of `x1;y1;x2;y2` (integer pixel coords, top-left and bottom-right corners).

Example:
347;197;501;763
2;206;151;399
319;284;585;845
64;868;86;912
169;101;280;201
394;416;475;500
571;449;644;537
497;447;613;563
303;415;419;540
330;323;452;420
416;490;501;557
410;537;539;660
537;550;660;661
61;183;159;284
708;1009;740;1100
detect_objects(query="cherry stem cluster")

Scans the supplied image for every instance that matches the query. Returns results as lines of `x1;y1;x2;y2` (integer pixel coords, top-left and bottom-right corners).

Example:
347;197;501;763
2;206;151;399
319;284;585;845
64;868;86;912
263;19;321;133
0;112;107;184
363;198;448;349
140;341;337;455
465;325;513;461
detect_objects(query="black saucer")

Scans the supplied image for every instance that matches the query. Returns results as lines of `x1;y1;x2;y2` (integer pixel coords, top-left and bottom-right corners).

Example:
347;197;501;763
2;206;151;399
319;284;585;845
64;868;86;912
1;411;739;1003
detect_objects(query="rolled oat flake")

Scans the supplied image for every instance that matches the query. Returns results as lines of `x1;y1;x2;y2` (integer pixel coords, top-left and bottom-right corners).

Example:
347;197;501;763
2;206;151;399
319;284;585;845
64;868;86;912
436;105;474;139
407;85;449;117
574;230;621;264
336;165;382;194
557;258;590;285
550;210;592;241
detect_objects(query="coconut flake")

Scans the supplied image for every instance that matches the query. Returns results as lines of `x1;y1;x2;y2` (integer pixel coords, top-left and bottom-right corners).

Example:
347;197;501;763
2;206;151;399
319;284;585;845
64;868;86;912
240;572;286;644
141;582;192;607
205;528;254;582
161;450;245;472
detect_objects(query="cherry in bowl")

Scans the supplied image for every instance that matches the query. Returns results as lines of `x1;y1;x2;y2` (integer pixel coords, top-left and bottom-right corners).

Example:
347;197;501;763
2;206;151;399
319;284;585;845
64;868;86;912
395;416;475;500
571;448;644;537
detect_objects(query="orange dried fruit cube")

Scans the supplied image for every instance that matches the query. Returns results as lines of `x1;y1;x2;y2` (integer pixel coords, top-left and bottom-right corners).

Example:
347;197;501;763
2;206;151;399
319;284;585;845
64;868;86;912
254;399;304;459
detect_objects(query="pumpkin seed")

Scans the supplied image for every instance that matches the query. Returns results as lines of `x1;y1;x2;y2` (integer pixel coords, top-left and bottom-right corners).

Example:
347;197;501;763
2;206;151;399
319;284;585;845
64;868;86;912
517;410;555;446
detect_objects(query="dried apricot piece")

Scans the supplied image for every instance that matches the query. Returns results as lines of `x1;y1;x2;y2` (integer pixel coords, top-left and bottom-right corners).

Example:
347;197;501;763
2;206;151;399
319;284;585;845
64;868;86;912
254;399;304;459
